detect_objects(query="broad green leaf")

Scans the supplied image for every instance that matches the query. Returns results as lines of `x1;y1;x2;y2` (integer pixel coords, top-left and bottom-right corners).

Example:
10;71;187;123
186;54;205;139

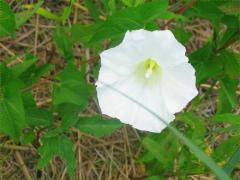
26;108;53;128
76;115;122;137
15;1;43;28
172;28;192;44
142;131;180;171
37;134;76;179
184;1;224;30
19;62;53;87
53;63;93;107
217;78;238;113
176;112;205;145
70;24;98;45
22;92;52;128
190;43;222;83
218;50;240;79
11;54;37;77
58;103;82;130
22;130;36;144
212;113;240;125
218;15;240;50
0;63;26;142
53;27;74;61
71;0;174;47
122;0;145;7
0;0;16;37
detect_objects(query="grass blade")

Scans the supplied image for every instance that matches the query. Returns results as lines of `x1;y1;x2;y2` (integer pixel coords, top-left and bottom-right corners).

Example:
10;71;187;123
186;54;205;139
224;147;240;175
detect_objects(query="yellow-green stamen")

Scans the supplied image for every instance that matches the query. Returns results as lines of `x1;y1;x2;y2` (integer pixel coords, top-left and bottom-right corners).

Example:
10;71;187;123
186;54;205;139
144;59;159;79
135;58;162;87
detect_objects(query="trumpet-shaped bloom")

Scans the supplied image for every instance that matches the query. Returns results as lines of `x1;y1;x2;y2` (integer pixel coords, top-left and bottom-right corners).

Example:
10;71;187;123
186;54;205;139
96;29;198;133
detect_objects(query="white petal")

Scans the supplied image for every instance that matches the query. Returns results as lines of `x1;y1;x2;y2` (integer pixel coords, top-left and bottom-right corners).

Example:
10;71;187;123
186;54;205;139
97;74;174;132
99;35;145;76
161;63;198;113
122;29;188;67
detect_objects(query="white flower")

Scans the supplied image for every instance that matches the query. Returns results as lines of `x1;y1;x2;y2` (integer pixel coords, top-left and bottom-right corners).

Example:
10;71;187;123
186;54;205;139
96;29;198;133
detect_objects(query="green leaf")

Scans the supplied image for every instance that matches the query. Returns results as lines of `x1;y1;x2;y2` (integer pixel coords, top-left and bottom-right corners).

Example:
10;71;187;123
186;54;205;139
37;134;76;179
217;78;238;113
0;63;26;142
84;0;100;22
58;103;81;130
0;0;16;37
22;130;36;144
122;0;145;7
76;115;122;137
218;15;240;50
176;112;205;145
53;27;74;61
23;92;52;128
61;6;73;23
70;24;98;45
218;50;240;79
184;1;224;30
212;113;240;125
190;43;222;83
34;7;62;21
11;54;37;77
15;1;43;28
26;108;53;128
53;63;93;108
141;113;207;175
19;62;53;87
212;136;240;164
142;131;180;171
222;147;240;175
172;28;192;44
71;0;173;47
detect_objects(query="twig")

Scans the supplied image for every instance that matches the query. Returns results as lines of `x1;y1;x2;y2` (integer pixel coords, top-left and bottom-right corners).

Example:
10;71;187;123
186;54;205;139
15;151;33;180
200;83;240;95
34;14;40;56
0;42;23;65
65;0;88;12
76;130;83;180
0;144;33;151
60;168;67;180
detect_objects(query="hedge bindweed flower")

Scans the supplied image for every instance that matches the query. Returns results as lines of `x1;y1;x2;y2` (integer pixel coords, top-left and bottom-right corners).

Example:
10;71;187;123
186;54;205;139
96;29;198;133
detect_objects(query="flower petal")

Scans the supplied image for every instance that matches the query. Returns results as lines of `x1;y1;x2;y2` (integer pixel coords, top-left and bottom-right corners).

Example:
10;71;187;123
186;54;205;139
161;62;198;113
100;36;145;76
122;29;188;67
97;73;174;132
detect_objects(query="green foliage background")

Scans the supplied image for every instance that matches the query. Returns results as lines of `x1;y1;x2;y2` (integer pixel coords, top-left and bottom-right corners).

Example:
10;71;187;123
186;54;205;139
0;0;239;179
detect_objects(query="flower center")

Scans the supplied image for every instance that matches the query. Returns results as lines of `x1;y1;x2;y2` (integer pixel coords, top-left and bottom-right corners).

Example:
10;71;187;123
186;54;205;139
135;58;162;86
144;59;159;79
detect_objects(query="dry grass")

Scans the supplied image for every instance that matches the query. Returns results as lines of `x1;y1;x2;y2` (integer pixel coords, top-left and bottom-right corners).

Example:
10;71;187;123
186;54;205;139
0;1;239;180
